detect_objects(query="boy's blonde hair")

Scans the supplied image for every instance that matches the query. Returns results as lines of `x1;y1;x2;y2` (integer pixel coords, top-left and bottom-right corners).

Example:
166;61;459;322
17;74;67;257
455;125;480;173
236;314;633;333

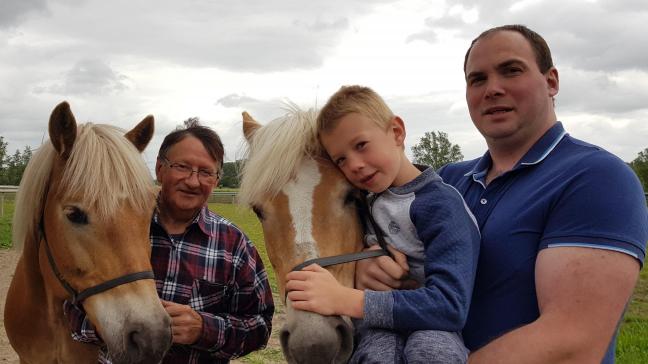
317;85;394;134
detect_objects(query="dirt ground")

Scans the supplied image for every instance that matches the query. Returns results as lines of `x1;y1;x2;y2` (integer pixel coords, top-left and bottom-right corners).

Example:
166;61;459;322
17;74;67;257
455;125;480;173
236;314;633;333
0;247;20;364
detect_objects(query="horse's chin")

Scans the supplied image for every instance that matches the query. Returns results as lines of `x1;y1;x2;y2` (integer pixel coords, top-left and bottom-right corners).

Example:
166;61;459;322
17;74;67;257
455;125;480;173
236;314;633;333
106;348;168;364
84;289;172;364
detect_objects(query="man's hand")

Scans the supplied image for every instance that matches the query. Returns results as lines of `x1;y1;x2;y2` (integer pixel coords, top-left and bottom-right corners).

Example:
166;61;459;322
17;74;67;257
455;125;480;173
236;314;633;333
286;264;363;318
161;300;203;345
355;245;419;290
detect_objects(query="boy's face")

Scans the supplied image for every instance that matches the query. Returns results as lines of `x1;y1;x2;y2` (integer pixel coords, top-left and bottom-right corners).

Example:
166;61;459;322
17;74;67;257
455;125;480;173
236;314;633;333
320;112;405;193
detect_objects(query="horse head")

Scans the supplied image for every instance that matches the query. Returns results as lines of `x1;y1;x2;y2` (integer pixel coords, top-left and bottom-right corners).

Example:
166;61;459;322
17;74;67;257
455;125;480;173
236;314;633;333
6;101;172;364
239;108;365;364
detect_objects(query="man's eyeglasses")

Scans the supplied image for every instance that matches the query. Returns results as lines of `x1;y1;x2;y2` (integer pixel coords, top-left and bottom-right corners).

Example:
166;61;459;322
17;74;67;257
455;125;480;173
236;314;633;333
161;158;220;184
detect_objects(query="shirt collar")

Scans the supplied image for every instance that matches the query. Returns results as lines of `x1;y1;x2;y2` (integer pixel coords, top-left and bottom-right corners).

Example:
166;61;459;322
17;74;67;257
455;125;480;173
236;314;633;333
153;202;215;237
464;121;568;180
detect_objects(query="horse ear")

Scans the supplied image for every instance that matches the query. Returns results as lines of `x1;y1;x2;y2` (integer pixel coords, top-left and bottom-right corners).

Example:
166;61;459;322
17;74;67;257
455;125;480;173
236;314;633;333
49;101;77;160
125;115;154;152
242;111;260;142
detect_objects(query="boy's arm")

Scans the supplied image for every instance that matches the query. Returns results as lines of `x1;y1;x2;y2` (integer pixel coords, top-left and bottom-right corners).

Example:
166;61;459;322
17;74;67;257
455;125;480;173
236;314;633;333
287;264;365;318
363;188;480;332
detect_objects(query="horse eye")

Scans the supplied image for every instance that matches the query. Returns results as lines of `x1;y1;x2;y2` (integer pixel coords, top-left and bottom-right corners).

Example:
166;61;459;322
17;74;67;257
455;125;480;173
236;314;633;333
251;205;264;220
65;206;89;225
344;190;362;206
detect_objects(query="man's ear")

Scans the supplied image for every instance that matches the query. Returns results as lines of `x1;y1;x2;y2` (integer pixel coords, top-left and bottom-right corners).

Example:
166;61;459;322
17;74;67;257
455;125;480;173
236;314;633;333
546;67;559;98
390;116;406;146
155;158;164;183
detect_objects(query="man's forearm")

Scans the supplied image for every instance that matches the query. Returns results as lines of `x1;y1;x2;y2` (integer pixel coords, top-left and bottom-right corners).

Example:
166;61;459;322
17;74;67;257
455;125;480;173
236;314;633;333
194;311;272;358
468;314;609;364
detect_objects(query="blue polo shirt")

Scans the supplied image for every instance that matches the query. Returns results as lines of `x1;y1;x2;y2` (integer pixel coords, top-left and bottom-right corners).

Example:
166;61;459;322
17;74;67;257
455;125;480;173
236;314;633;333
438;122;648;362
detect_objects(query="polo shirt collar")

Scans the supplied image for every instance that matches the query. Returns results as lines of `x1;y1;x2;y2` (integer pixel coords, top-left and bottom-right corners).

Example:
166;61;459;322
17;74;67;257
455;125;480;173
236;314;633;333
464;122;568;181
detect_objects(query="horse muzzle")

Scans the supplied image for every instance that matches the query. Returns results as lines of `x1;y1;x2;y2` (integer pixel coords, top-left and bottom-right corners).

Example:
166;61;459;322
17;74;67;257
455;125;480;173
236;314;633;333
280;301;354;364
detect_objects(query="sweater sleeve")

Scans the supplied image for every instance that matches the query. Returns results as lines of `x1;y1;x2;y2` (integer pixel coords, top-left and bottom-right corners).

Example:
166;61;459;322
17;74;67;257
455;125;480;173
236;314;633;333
363;183;480;332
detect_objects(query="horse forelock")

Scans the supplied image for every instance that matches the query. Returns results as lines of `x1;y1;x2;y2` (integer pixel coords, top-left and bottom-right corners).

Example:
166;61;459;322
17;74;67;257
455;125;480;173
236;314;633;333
11;123;155;249
60;123;156;216
238;105;322;207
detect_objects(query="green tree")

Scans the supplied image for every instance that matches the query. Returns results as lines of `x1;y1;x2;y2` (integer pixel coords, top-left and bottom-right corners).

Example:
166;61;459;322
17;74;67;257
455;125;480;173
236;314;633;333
411;131;463;170
630;147;648;192
0;140;32;185
0;136;7;170
220;160;242;188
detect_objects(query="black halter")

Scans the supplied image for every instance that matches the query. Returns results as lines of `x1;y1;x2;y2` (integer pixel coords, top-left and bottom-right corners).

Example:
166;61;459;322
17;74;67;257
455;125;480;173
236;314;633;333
291;195;393;272
40;216;154;305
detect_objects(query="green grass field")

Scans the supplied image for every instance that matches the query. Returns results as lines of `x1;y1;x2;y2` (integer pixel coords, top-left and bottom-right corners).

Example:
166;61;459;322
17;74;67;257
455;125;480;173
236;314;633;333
1;199;646;362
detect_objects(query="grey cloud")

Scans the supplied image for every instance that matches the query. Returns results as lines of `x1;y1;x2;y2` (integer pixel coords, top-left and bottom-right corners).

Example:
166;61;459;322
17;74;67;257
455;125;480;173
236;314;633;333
406;30;437;44
0;0;47;28
293;17;349;32
557;68;648;115
414;0;648;73
216;94;260;108
36;59;129;96
10;0;390;73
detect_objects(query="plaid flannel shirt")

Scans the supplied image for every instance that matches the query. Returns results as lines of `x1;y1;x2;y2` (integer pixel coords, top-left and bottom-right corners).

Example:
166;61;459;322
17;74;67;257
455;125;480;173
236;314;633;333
64;205;274;363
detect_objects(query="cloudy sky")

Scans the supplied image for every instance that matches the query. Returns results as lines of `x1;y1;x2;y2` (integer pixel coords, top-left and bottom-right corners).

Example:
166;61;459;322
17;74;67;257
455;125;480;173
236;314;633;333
1;0;647;175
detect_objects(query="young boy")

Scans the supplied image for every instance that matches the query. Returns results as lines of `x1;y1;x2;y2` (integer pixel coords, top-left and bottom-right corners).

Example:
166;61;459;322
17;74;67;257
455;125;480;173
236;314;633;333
285;85;480;363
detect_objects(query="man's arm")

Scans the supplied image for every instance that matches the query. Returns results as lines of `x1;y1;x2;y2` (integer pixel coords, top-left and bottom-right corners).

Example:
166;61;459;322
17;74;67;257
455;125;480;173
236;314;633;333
469;247;640;364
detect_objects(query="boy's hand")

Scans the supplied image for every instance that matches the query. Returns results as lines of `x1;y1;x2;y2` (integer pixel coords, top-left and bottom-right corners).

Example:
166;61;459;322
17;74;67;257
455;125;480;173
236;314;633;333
161;300;203;345
286;264;363;317
355;245;419;290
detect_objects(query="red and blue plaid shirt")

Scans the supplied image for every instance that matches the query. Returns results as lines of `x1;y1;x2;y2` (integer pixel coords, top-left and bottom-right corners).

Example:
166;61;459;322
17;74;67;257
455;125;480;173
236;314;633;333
65;205;274;363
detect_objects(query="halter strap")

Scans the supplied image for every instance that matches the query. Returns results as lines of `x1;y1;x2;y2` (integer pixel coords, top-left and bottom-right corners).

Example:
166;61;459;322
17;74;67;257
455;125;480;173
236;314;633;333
291;249;389;272
39;216;154;305
290;195;393;272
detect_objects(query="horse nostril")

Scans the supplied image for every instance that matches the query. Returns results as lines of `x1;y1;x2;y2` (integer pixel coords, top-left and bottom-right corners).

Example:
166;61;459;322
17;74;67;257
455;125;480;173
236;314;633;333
280;328;291;351
128;329;144;356
336;323;354;362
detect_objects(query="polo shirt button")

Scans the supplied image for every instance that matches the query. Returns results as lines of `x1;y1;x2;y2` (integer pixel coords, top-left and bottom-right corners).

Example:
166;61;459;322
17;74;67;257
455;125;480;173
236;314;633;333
480;198;488;205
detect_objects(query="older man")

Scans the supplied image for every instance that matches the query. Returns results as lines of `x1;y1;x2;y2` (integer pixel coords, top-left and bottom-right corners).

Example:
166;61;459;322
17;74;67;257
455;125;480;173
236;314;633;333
66;119;274;363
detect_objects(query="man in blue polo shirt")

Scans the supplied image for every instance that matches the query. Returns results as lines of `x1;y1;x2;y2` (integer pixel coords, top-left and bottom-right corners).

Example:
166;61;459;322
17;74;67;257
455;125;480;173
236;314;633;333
356;24;647;363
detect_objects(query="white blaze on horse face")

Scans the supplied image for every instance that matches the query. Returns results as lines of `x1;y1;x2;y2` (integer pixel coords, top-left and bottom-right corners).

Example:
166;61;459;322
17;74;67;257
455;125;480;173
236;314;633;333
283;159;321;260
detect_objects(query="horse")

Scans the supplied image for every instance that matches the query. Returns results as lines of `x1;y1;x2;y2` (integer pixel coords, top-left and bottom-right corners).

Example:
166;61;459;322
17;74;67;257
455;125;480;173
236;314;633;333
238;106;378;364
4;102;172;364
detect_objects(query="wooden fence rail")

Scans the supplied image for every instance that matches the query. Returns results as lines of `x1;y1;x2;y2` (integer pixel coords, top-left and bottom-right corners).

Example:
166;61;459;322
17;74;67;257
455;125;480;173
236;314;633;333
0;186;240;216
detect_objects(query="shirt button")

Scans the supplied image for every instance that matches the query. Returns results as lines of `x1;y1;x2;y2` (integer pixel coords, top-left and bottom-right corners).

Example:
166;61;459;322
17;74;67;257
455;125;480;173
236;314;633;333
480;198;488;205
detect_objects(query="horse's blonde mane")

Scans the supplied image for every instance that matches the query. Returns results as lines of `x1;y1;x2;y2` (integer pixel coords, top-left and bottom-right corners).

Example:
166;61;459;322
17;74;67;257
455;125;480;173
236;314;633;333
12;123;156;248
238;105;322;206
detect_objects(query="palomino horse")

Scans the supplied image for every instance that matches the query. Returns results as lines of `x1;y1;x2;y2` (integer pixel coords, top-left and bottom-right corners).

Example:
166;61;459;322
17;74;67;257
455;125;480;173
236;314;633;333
4;102;172;363
239;107;374;364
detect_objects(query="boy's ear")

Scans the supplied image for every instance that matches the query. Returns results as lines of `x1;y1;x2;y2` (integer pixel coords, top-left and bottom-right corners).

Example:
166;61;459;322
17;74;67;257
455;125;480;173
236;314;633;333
390;116;406;146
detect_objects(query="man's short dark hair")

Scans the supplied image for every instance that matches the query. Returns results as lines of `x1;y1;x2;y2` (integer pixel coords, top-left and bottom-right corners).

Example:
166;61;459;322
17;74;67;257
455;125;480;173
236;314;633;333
464;24;554;74
157;117;224;169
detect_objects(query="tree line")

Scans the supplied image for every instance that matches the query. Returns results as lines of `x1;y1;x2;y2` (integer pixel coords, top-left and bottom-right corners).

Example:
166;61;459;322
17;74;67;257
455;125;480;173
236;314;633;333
2;133;647;194
0;136;32;186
